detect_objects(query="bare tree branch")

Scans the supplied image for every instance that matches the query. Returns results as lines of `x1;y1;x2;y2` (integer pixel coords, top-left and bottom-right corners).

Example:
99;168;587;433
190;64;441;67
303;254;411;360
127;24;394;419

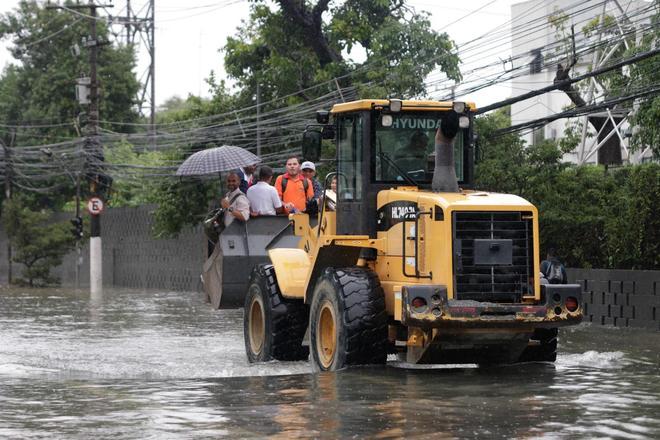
277;0;342;67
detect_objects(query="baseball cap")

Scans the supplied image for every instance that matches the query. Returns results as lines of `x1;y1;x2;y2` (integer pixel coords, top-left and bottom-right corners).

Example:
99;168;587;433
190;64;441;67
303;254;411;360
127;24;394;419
301;161;316;171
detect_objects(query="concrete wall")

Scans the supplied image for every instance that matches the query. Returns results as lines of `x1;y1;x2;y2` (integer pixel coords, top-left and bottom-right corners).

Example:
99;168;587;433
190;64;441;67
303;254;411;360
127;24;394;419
0;205;207;292
568;268;660;330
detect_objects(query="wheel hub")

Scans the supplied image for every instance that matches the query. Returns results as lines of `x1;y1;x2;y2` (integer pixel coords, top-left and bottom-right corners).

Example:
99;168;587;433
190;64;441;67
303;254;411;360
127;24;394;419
249;296;265;355
317;300;337;368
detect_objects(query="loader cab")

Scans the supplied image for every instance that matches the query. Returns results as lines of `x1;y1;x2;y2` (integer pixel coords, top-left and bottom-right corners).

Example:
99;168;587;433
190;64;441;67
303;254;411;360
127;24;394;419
303;99;476;237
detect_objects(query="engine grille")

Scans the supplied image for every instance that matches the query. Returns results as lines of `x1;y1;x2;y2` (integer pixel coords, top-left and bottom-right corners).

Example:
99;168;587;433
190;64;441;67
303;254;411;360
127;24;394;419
453;211;534;303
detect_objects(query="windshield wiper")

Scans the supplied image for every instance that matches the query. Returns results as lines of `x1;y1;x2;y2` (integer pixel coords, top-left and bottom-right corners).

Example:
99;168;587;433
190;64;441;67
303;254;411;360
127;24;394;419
378;148;419;186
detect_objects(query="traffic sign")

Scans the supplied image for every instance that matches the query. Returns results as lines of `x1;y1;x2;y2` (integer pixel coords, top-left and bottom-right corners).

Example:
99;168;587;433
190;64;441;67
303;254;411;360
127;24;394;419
87;197;104;215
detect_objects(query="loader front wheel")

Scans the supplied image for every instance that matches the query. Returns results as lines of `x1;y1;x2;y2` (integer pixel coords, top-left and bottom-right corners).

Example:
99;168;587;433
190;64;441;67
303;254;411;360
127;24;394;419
310;267;388;371
243;264;309;362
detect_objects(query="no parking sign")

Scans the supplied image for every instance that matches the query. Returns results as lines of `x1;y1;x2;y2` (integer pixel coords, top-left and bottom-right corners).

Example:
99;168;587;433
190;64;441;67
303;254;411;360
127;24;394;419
87;197;104;215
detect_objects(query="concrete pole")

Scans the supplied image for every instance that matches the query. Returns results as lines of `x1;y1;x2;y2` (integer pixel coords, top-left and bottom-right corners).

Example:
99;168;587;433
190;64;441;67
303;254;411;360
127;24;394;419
89;0;102;296
2;137;12;285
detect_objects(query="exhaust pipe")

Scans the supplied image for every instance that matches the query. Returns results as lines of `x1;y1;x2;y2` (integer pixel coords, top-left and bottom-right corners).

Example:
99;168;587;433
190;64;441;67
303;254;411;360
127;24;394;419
432;110;460;193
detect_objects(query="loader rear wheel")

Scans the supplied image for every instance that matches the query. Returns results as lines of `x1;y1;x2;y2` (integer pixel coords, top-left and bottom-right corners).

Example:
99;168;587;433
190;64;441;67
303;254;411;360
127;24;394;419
517;328;558;363
309;267;388;371
243;264;309;362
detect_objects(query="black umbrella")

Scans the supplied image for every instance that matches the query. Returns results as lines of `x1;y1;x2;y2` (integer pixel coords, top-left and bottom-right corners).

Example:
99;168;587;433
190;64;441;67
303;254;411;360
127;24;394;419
175;145;260;176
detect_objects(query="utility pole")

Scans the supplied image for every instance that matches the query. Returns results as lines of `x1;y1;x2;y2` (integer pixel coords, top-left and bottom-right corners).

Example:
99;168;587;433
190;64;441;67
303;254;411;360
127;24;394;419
256;81;261;157
88;0;103;296
111;0;155;127
52;0;112;295
149;0;155;139
1;131;15;285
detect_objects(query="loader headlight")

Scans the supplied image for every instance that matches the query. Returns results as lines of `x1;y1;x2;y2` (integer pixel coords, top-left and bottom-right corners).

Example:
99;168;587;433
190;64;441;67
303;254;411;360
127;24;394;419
389;98;402;112
459;116;470;128
453;101;466;113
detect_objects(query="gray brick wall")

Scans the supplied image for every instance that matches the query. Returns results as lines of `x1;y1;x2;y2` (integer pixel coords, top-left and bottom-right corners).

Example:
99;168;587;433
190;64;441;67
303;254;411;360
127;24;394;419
0;205;206;292
568;268;660;330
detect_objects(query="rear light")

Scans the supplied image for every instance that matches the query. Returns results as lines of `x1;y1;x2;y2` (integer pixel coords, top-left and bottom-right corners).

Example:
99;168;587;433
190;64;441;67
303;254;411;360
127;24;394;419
411;297;427;311
565;297;579;312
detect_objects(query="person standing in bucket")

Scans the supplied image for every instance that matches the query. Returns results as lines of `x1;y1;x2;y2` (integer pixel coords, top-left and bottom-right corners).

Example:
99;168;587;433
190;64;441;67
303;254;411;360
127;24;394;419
221;172;250;227
203;171;250;310
274;156;314;214
247;165;284;216
301;161;323;201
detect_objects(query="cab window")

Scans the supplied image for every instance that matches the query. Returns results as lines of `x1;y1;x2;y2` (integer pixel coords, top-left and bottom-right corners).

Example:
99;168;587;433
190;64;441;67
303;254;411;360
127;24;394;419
337;115;363;201
373;112;464;183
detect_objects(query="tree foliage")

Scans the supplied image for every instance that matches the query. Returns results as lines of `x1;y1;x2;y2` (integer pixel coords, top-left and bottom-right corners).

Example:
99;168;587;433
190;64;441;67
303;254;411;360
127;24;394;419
0;2;140;140
0;1;141;212
224;0;461;105
2;197;75;286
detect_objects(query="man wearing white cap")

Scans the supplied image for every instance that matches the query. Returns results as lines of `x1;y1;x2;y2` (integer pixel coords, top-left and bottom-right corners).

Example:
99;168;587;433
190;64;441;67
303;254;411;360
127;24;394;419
301;161;322;200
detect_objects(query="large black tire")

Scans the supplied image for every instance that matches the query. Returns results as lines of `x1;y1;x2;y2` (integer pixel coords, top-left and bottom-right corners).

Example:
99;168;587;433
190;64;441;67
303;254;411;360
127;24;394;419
309;267;388;371
243;264;309;362
517;328;558;363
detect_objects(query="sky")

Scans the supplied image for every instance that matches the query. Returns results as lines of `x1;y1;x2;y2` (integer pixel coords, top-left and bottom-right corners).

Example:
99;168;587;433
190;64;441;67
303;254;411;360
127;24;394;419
0;0;521;109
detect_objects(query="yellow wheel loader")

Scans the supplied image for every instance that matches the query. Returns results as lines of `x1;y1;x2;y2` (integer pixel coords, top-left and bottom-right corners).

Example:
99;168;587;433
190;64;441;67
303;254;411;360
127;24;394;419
244;99;583;371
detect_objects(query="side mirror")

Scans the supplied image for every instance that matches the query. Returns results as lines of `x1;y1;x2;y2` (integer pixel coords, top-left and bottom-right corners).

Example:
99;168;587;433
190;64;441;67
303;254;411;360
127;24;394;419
302;129;322;161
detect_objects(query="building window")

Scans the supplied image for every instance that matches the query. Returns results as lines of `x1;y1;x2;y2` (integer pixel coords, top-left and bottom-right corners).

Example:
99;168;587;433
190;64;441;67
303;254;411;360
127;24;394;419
530;48;543;74
532;126;544;145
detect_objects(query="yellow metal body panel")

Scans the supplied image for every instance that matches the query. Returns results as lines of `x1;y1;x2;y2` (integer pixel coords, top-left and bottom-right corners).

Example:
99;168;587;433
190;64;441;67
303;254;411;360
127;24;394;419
374;188;541;319
331;99;477;114
267;248;310;298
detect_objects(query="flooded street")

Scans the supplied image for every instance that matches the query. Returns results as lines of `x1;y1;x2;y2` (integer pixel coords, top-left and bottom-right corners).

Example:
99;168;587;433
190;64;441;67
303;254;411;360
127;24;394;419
1;288;659;439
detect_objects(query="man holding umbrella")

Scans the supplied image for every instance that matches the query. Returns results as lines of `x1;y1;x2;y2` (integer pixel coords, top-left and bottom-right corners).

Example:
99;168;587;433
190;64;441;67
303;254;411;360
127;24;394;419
221;171;250;227
176;145;259;309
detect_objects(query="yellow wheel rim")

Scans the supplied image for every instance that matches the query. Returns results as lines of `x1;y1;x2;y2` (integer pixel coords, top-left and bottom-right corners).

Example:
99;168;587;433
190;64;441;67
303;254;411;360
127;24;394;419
248;295;265;355
317;300;337;369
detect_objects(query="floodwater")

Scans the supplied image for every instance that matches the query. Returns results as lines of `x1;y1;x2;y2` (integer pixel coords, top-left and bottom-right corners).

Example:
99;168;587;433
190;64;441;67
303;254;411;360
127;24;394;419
1;288;659;439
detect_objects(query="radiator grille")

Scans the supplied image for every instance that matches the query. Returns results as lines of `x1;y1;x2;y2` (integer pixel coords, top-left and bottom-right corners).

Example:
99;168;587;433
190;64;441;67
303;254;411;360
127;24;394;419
453;211;534;303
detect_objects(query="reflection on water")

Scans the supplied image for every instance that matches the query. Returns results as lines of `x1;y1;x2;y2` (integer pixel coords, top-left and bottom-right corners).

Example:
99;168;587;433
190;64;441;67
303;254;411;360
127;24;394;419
1;288;659;439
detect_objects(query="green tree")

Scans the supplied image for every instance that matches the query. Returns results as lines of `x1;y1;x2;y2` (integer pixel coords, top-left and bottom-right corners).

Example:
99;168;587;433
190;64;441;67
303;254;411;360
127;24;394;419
0;2;140;141
224;1;460;106
2;197;75;286
0;1;141;210
606;164;660;269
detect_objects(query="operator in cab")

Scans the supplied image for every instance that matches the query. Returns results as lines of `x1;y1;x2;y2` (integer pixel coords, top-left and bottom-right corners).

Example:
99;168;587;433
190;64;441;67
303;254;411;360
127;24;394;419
393;130;429;179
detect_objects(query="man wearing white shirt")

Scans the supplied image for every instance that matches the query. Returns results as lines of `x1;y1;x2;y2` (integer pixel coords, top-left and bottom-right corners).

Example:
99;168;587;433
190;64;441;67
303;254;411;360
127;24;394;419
247;165;284;216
